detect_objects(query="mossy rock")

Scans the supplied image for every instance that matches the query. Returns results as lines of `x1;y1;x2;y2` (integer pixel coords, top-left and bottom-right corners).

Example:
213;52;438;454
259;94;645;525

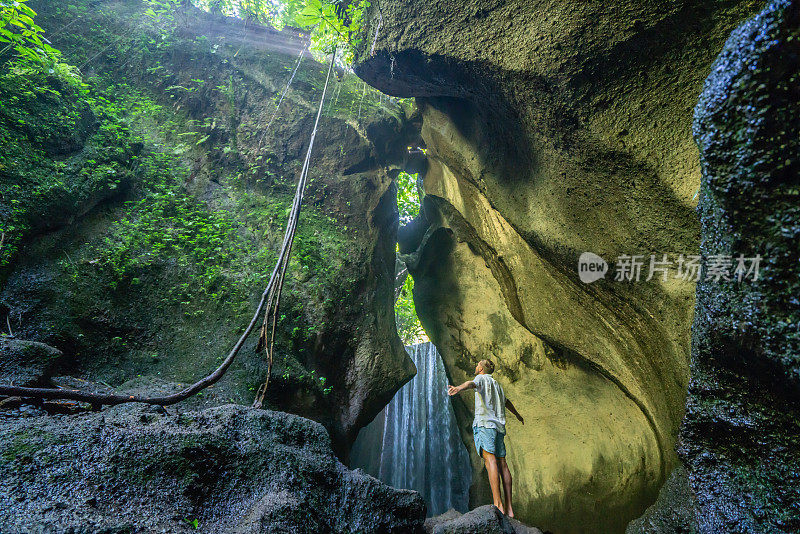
2;0;420;457
0;338;64;387
0;405;426;533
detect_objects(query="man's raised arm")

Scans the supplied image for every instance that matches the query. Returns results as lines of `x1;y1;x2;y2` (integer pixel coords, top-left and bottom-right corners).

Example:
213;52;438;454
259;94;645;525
448;381;476;396
505;398;525;424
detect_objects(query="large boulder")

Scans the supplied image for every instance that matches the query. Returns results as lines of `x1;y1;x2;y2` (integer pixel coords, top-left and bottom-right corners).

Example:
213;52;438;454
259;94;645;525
353;0;760;532
425;506;543;534
0;404;426;533
681;0;800;532
0;339;63;387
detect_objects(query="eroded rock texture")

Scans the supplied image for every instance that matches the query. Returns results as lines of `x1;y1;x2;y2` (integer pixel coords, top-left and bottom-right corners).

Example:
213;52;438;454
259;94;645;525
354;1;759;532
0;339;63;388
425;505;544;534
682;0;800;531
0;405;425;533
1;1;417;455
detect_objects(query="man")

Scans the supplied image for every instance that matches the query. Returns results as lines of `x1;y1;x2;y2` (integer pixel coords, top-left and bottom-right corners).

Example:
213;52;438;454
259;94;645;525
448;358;524;517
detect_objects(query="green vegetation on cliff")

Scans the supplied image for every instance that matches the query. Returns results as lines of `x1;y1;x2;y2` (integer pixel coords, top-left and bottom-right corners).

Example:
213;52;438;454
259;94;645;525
394;170;426;344
1;0;415;453
0;66;139;273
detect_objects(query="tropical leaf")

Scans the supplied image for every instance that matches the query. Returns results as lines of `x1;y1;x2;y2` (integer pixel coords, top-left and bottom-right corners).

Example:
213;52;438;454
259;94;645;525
0;0;60;66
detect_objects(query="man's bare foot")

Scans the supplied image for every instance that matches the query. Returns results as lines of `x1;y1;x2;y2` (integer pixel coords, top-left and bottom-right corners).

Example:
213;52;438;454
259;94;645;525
506;508;514;518
494;503;505;515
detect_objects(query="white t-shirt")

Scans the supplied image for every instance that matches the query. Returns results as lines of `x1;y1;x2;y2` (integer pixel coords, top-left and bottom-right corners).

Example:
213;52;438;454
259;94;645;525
473;373;506;434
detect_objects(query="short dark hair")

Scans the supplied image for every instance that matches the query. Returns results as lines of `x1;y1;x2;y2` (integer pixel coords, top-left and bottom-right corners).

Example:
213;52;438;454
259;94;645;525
479;359;495;374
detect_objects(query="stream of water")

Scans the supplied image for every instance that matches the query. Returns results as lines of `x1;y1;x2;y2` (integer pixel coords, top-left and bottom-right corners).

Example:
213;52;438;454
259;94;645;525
350;342;471;516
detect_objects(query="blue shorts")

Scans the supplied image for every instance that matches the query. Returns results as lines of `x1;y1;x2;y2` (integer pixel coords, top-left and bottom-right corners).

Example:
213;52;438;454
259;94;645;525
473;426;506;458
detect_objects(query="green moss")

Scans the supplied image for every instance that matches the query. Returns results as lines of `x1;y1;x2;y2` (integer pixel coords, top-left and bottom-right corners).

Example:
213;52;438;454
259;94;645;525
0;429;57;462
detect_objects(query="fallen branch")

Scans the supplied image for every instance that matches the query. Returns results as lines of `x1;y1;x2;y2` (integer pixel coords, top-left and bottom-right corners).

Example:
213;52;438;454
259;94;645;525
0;280;272;406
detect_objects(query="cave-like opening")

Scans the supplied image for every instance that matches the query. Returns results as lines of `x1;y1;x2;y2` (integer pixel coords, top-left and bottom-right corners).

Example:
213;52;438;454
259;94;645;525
349;167;473;516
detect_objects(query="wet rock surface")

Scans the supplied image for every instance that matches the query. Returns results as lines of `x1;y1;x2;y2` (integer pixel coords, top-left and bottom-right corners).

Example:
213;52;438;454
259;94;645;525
683;1;800;531
0;404;426;533
425;505;543;534
0;339;63;387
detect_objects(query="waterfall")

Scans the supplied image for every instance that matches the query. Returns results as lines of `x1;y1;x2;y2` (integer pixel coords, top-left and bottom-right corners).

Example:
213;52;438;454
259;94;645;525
351;342;471;516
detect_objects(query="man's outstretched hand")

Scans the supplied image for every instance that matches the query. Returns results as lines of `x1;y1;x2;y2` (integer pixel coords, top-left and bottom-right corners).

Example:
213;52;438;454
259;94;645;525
448;381;475;396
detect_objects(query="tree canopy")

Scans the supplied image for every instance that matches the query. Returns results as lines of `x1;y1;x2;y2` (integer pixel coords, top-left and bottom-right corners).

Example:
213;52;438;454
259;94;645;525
190;0;368;61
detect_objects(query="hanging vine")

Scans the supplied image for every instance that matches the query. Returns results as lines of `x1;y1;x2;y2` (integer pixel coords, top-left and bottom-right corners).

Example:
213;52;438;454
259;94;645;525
252;50;337;408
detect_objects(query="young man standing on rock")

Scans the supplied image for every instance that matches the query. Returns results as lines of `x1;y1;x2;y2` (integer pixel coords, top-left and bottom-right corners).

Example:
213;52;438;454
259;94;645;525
448;358;524;517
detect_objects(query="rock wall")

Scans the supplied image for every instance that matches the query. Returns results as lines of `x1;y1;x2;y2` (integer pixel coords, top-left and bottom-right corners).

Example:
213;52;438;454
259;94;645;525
354;0;760;532
1;0;418;455
682;1;800;532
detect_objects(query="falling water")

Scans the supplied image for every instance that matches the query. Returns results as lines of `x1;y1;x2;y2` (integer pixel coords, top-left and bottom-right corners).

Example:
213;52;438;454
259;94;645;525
351;342;471;516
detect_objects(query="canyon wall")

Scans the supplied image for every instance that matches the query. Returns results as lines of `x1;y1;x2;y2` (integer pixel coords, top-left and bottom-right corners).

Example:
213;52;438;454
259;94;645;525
1;0;418;455
682;1;800;531
354;0;760;532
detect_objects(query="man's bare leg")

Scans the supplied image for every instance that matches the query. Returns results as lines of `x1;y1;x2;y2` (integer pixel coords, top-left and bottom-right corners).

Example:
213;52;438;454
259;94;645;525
481;449;505;514
498;457;514;518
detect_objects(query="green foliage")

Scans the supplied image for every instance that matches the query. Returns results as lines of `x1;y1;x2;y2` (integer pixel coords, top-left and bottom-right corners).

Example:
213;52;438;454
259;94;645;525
144;0;184;38
396;171;420;225
97;183;242;295
395;273;426;345
292;0;367;60
394;171;424;344
188;0;367;61
145;0;182;21
0;67;136;272
0;0;60;67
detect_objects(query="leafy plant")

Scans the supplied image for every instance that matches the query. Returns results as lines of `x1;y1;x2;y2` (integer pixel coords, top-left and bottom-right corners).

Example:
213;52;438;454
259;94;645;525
292;0;367;59
0;0;59;66
144;0;184;37
395;273;426;345
396;171;420;225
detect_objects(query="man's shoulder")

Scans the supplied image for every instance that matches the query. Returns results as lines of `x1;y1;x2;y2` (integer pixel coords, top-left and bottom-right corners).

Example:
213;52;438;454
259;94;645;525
475;374;499;387
485;375;503;392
